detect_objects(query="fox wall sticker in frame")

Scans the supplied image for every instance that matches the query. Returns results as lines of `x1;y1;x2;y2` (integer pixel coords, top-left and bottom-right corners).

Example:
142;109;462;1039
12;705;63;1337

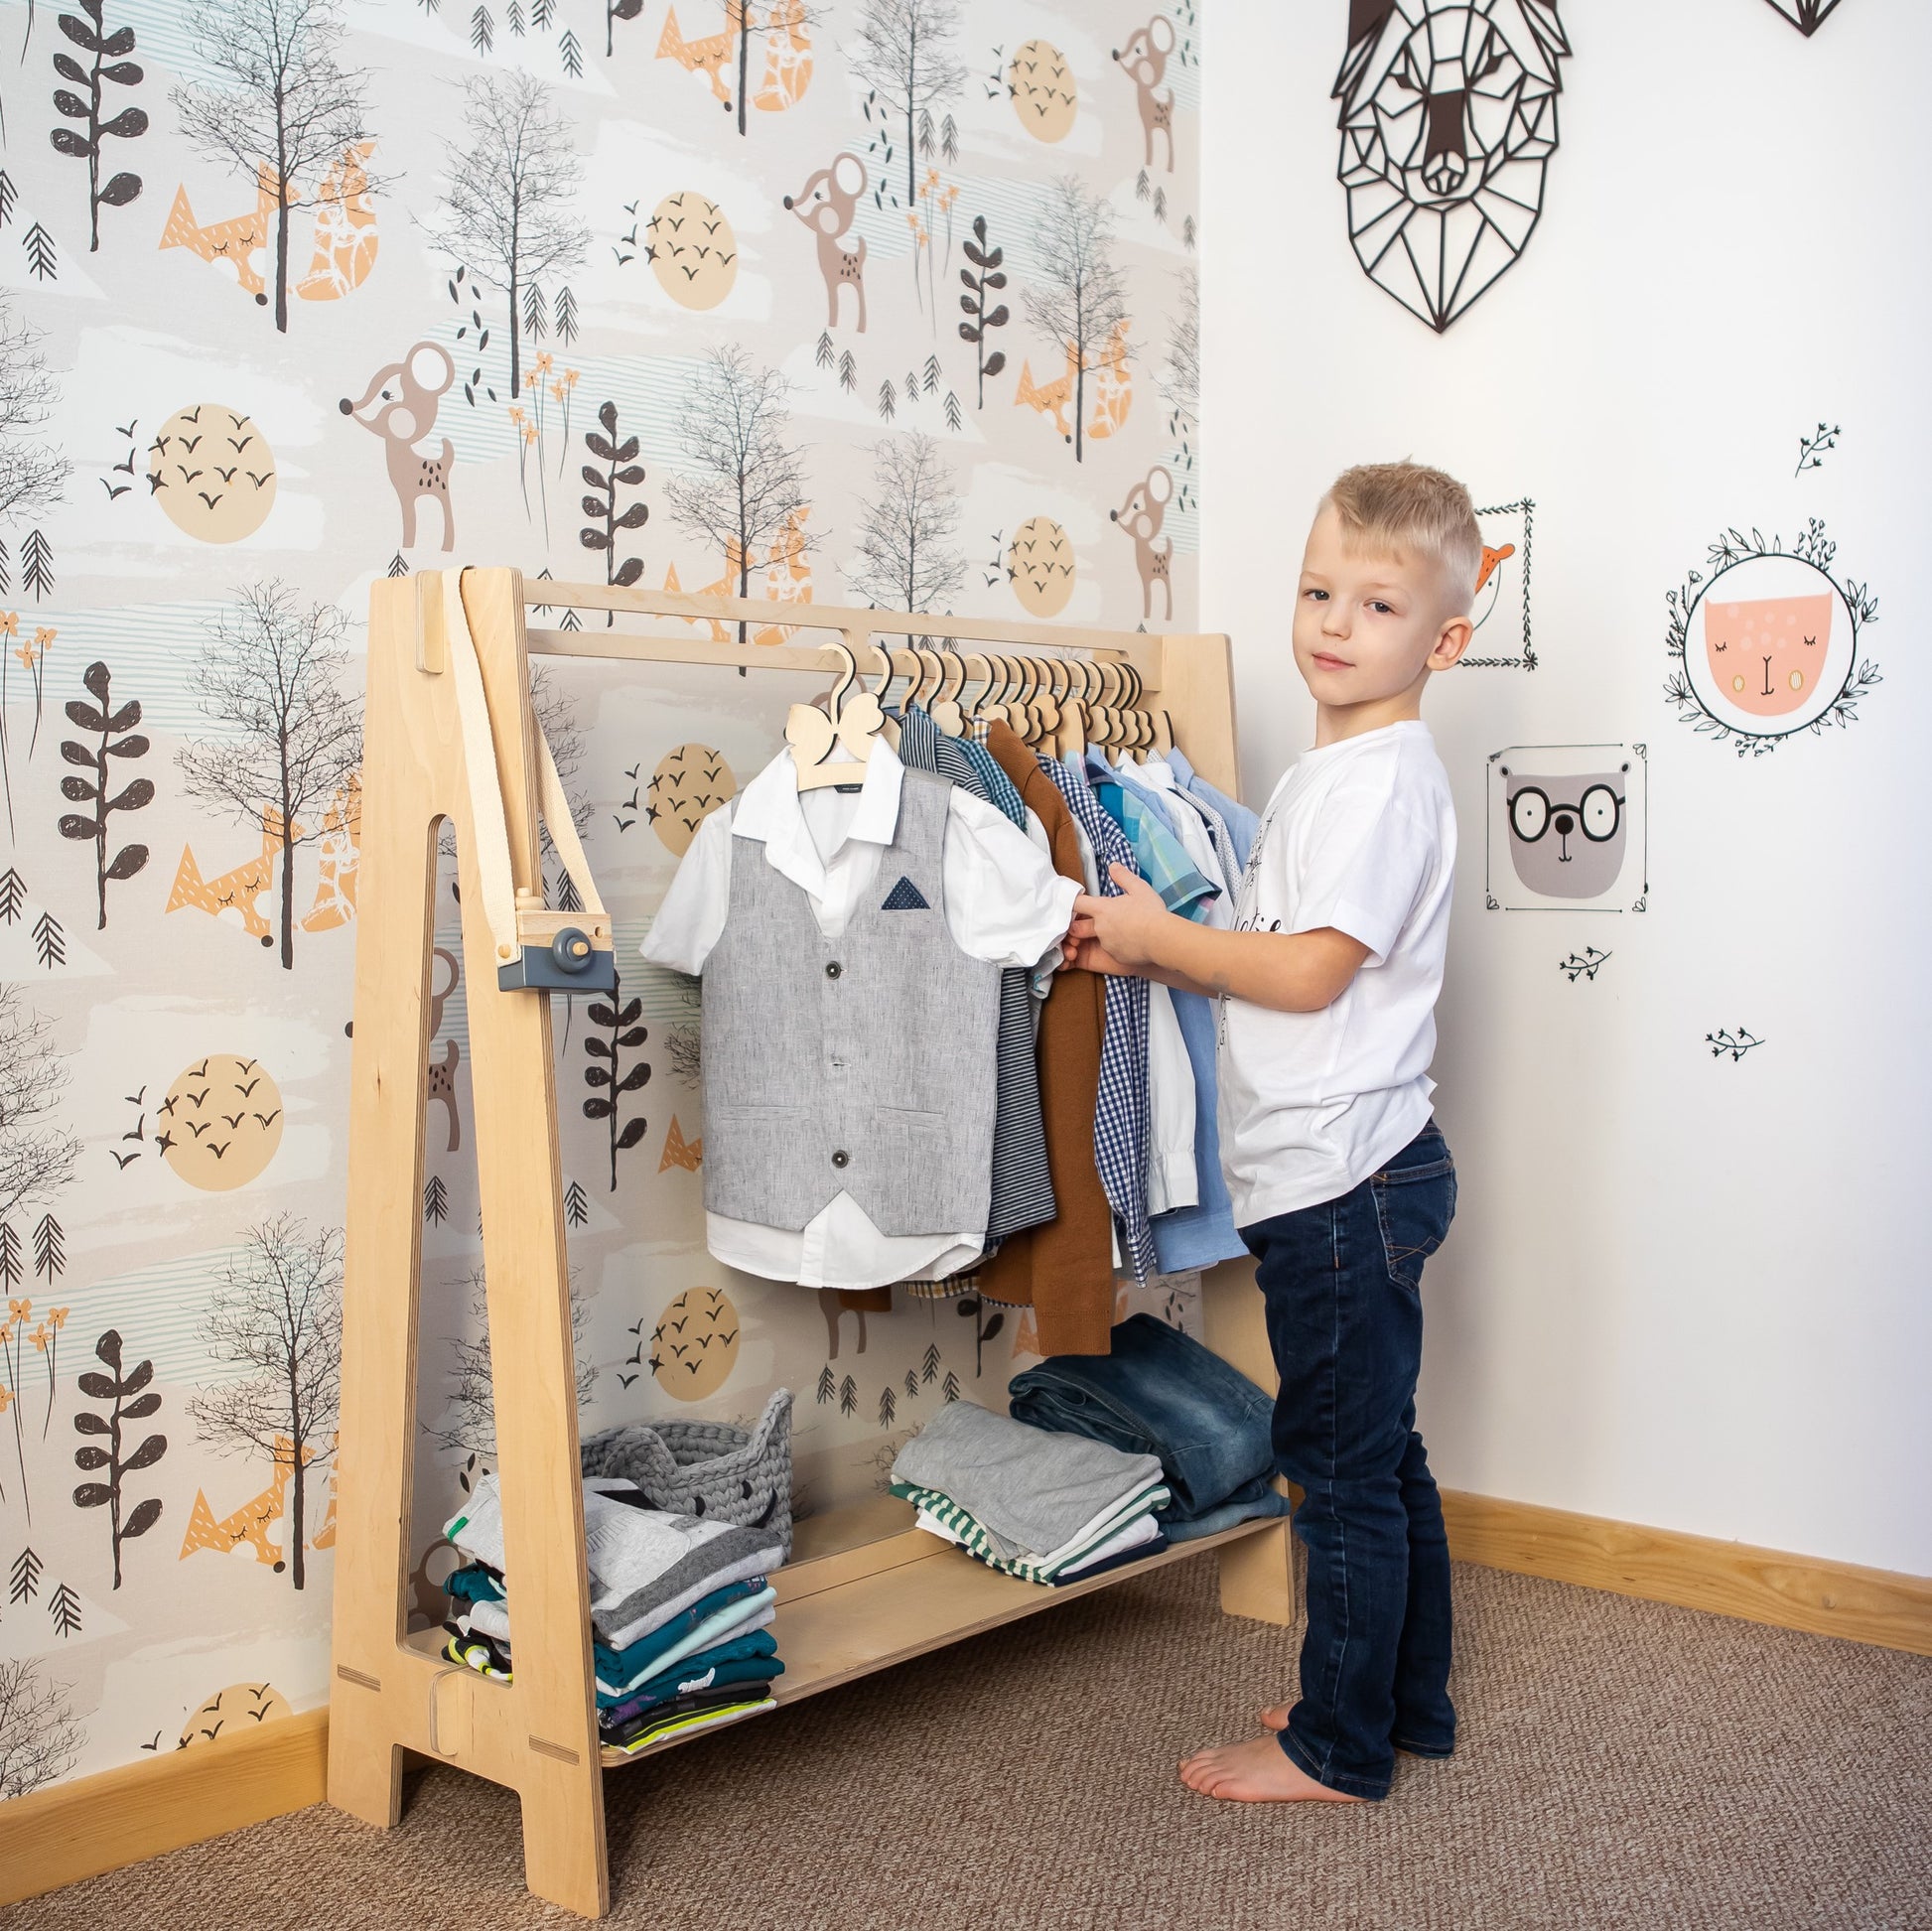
1486;744;1648;912
1334;0;1570;333
1462;497;1535;669
1664;519;1880;757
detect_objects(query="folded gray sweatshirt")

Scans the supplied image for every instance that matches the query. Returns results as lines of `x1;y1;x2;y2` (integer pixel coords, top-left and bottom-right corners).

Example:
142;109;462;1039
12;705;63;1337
447;1474;783;1644
891;1401;1164;1559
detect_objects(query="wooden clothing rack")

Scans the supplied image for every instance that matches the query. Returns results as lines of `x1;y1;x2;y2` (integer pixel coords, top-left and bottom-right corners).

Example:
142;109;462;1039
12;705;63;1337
326;568;1299;1919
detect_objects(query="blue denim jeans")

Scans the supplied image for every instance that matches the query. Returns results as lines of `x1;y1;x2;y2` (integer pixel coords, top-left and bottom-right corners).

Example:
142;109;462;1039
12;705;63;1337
1007;1312;1294;1541
1241;1121;1457;1800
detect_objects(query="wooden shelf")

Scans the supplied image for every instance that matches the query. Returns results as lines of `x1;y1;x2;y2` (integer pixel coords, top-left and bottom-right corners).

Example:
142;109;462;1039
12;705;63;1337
599;1513;1283;1767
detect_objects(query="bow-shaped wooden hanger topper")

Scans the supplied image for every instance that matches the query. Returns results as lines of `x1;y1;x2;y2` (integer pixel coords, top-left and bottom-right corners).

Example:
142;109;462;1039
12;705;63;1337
788;636;885;790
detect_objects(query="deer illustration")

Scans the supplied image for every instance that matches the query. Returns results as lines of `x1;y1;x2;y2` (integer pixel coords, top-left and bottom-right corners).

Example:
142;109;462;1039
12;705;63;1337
1016;321;1134;446
166;808;301;946
299;775;362;932
178;1435;321;1571
1114;16;1176;171
161;145;381;306
784;153;867;332
1112;466;1174;621
340;343;457;552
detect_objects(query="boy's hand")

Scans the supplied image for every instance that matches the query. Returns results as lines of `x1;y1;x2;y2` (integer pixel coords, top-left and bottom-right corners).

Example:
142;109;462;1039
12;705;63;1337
1069;866;1171;972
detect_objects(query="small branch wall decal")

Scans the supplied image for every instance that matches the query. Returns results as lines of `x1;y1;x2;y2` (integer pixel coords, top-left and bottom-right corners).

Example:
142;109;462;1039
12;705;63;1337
582;980;649;1189
1560;947;1611;982
957;213;1008;408
58;659;152;929
1706;1028;1766;1062
50;0;148;252
1794;422;1839;477
580;398;647;619
71;1326;166;1587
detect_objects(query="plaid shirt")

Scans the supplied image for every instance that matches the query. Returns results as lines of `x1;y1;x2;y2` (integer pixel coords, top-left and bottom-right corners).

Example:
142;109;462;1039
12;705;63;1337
1042;755;1159;1284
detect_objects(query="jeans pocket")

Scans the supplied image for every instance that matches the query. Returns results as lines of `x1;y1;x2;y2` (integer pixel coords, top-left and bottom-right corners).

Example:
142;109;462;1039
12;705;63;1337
1370;1160;1455;1294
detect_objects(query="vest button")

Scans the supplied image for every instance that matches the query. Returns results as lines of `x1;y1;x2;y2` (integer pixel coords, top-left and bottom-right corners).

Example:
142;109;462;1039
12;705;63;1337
825;960;842;979
831;1149;850;1169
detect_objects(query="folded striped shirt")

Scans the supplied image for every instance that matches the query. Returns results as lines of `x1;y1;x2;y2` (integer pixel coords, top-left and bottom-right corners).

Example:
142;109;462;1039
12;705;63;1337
892;1477;1170;1584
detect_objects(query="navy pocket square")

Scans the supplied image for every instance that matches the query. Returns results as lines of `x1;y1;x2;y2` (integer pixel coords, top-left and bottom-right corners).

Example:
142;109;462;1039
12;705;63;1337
881;876;929;911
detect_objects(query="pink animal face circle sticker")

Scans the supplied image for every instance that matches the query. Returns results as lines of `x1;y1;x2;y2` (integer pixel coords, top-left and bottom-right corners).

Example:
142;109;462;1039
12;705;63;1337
1688;555;1854;737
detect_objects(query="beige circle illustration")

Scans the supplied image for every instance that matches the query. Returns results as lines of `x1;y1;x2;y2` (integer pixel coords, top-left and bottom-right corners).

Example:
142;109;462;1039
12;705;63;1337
650;1286;741;1401
1009;40;1077;142
160;1053;284;1191
1008;516;1075;617
647;192;739;310
649;743;737;856
149;405;276;542
180;1682;292;1747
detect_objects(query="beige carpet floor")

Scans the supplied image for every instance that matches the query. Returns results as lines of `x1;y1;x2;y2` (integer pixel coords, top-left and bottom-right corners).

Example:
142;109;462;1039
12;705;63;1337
9;1560;1929;1931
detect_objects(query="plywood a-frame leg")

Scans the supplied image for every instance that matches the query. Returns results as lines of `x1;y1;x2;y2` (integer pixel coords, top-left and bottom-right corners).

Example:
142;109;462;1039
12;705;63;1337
328;571;610;1918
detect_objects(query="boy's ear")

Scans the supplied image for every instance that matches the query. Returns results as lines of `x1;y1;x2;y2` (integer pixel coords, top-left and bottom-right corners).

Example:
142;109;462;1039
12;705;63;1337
1428;614;1474;671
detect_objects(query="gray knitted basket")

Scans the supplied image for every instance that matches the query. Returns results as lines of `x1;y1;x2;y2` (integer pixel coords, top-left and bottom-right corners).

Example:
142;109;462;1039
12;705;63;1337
581;1387;793;1559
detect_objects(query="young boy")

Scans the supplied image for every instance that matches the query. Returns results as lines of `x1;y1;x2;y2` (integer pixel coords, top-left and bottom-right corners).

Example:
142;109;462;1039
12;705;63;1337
1066;462;1474;1804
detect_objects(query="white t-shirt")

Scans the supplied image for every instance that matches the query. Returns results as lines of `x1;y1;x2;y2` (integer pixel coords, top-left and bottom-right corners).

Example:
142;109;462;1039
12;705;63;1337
1216;720;1455;1224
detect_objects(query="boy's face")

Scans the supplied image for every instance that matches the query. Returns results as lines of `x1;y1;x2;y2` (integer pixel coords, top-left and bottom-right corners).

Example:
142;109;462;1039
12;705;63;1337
1293;505;1472;711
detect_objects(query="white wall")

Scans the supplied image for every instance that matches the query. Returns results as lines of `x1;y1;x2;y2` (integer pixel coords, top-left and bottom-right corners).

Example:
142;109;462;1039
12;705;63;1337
1201;0;1931;1574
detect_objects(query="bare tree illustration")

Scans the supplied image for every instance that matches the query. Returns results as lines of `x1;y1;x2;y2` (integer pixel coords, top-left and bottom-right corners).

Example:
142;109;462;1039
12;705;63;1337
173;0;376;334
848;431;963;627
176;581;363;970
0;1657;82;1799
189;1212;342;1592
0;305;69;531
423;1263;596;1463
1030;174;1130;464
1159;263;1198;432
851;0;965;210
432;69;588;396
0;985;80;1224
665;344;810;646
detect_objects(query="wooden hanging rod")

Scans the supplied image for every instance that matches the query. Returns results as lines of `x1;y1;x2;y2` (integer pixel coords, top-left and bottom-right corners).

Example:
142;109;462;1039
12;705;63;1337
516;578;1158;676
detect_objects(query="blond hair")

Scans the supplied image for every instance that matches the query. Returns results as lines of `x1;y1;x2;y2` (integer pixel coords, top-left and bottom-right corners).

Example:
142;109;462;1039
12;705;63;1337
1321;462;1482;613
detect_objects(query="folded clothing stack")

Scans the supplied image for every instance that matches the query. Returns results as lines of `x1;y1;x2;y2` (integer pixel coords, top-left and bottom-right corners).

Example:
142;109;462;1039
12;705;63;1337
440;1471;787;1754
890;1399;1171;1586
1008;1312;1295;1543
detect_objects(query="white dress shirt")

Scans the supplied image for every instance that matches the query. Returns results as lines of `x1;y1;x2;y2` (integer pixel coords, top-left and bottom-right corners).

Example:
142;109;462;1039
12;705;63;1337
640;740;1080;1290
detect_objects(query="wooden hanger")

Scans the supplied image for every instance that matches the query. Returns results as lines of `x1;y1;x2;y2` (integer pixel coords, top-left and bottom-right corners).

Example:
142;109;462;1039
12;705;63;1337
865;640;900;751
788;638;884;790
930;647;967;736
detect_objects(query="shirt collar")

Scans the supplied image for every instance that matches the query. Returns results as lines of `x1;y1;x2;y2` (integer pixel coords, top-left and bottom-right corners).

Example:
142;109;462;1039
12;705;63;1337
733;737;905;897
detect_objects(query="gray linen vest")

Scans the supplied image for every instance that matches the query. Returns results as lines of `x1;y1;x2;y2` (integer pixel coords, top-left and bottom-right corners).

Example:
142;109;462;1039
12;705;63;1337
702;767;1001;1237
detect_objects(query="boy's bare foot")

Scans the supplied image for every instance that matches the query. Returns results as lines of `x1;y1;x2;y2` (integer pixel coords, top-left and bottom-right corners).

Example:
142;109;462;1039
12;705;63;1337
1178;1734;1363;1803
1258;1702;1291;1731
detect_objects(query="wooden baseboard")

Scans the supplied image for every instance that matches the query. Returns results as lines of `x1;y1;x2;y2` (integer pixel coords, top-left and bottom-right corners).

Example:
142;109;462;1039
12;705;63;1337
0;1704;329;1907
1443;1490;1932;1658
3;1502;1924;1906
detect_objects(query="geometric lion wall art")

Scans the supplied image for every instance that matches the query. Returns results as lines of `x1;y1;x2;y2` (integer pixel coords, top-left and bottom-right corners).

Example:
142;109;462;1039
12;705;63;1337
1333;0;1571;333
1761;0;1847;35
1664;519;1879;757
1462;497;1535;668
1486;743;1647;911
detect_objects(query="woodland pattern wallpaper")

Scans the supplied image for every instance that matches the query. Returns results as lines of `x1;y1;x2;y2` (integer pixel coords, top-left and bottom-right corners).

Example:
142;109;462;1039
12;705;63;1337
0;0;1202;1797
